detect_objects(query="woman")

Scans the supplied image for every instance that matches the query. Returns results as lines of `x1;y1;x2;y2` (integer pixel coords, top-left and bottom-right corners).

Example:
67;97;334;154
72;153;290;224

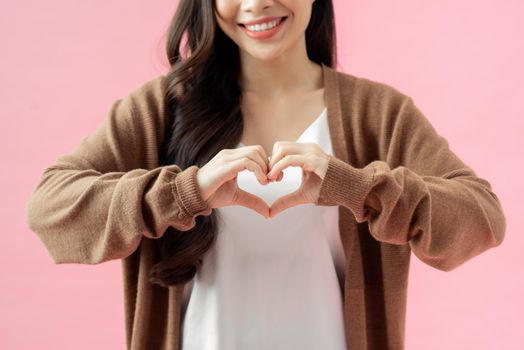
25;0;506;349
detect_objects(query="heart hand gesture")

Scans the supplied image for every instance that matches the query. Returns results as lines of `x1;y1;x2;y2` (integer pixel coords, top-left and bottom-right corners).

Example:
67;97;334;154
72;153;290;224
265;142;330;217
195;145;273;218
195;141;331;219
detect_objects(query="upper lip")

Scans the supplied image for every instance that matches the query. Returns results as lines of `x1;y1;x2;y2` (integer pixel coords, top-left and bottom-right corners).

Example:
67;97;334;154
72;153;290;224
238;16;286;26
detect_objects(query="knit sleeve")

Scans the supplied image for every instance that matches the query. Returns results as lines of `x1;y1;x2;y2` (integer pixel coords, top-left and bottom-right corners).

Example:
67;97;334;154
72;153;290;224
315;96;506;272
24;89;212;265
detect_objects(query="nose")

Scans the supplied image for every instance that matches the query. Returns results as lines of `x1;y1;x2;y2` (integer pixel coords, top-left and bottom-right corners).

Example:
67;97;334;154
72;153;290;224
240;0;275;13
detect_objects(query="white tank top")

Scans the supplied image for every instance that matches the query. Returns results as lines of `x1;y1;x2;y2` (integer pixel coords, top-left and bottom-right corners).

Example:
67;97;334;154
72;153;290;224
181;107;347;350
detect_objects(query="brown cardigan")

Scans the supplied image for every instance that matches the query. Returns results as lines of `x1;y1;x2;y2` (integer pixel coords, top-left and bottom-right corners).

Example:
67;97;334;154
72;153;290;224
25;64;506;349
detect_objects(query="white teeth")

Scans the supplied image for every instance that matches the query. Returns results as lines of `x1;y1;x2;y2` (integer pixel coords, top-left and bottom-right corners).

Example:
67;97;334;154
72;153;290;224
245;18;282;32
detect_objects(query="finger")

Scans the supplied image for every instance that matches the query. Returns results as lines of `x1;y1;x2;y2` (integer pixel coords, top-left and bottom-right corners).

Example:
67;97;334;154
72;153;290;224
269;190;306;218
235;188;270;218
231;157;269;185
268;142;313;170
248;145;270;174
267;154;311;180
225;145;268;174
253;145;271;174
234;145;270;175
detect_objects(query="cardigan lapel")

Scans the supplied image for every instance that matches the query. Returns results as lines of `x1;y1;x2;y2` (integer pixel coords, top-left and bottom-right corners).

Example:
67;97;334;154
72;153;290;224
322;63;349;164
321;63;356;301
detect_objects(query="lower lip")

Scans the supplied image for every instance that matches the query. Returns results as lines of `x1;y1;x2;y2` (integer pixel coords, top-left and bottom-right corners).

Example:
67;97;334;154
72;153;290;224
239;17;287;40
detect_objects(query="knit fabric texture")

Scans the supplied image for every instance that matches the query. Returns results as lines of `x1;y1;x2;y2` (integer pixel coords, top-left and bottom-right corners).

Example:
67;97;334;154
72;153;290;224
25;64;506;350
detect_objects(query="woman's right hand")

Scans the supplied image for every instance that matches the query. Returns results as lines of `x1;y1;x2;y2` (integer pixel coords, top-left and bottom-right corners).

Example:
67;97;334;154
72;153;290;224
195;145;276;218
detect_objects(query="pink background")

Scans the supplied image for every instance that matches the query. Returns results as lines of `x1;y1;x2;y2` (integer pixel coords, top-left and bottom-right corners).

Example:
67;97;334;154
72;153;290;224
2;0;522;349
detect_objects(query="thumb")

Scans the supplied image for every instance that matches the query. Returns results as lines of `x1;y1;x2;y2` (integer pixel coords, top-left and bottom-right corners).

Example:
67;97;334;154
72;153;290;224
234;188;270;218
269;190;306;218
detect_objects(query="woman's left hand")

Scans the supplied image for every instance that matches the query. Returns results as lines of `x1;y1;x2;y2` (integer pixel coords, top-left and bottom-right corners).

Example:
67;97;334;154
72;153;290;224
266;141;331;218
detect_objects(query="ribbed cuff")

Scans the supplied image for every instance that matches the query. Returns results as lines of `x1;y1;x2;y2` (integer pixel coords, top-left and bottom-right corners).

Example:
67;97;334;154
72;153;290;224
172;165;212;222
316;155;375;222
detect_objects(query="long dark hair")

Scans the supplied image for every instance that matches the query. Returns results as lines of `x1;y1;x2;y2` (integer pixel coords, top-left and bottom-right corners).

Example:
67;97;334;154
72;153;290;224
148;0;337;287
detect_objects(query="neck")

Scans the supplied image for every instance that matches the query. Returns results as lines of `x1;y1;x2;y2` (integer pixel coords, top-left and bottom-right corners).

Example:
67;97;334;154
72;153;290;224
238;37;323;98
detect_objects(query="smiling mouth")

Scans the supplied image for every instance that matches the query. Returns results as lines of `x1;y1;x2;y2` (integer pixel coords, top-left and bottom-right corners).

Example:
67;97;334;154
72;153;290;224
238;16;287;30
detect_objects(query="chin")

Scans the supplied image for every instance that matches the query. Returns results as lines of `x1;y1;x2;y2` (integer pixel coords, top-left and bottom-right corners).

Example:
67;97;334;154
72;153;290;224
241;46;288;63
